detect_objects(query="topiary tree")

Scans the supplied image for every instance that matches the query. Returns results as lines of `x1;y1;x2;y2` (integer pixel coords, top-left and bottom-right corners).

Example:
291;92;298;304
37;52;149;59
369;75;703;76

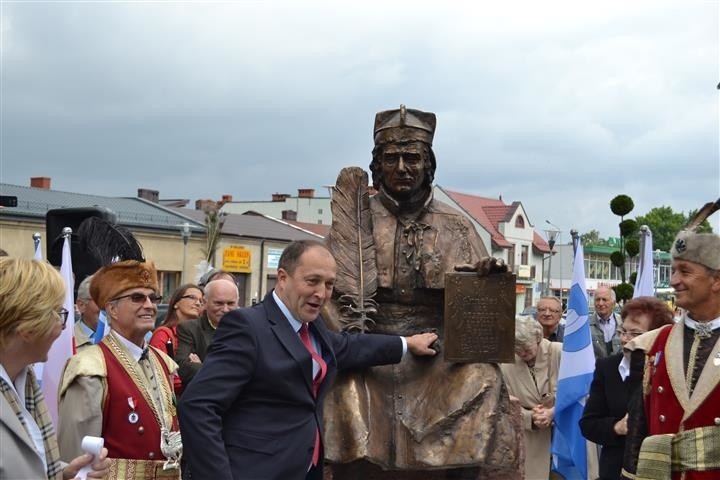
614;282;634;303
610;194;638;304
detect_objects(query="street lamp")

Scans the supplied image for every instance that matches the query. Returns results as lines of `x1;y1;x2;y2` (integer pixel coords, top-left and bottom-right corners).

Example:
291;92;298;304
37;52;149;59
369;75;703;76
544;220;561;297
180;223;192;283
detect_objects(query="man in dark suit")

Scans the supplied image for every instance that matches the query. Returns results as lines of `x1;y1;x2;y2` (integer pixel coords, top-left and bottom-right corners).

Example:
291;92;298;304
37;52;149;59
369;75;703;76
178;240;438;480
175;278;239;385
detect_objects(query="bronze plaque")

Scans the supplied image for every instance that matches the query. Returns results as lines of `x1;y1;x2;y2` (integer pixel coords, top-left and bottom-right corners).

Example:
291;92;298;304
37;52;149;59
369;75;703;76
443;272;516;363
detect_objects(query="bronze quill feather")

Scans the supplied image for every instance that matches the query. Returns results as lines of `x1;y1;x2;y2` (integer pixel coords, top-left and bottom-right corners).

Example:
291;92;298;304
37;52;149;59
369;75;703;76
684;198;720;231
327;167;378;332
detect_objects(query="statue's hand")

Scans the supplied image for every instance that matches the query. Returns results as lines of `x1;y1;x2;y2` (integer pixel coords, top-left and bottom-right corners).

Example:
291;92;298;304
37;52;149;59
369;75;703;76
454;257;508;277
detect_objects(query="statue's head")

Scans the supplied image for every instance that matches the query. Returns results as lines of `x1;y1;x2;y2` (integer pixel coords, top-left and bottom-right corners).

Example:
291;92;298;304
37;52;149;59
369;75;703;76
370;105;437;199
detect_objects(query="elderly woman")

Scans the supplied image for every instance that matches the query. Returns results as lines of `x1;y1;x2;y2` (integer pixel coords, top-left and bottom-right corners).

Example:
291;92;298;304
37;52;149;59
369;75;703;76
580;296;674;480
0;258;110;479
500;314;562;480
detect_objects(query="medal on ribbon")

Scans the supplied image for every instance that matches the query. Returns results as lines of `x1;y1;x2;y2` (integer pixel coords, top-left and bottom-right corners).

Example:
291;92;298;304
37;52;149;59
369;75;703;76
127;396;139;424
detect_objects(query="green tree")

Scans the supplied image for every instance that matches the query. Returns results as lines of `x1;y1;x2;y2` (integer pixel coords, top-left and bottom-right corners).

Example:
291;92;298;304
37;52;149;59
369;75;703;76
580;229;603;246
635;206;713;252
609;194;637;302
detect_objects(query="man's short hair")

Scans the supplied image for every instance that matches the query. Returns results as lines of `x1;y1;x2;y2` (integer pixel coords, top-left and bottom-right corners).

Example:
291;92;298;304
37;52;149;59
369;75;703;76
77;275;94;301
537;296;562;310
278;240;330;275
596;285;616;302
204;278;239;298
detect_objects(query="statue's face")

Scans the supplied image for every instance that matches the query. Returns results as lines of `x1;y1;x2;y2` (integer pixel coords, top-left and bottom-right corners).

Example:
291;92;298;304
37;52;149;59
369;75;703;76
378;142;426;199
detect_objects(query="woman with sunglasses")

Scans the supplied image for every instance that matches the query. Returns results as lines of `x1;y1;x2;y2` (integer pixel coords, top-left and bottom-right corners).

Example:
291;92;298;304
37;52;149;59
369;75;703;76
150;284;203;395
580;296;674;480
0;258;110;480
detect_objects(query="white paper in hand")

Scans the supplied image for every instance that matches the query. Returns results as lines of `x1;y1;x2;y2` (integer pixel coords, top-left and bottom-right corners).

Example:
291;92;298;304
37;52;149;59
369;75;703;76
75;436;104;480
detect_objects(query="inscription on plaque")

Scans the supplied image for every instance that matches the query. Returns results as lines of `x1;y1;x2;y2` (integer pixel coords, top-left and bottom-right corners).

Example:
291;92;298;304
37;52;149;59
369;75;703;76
443;272;516;363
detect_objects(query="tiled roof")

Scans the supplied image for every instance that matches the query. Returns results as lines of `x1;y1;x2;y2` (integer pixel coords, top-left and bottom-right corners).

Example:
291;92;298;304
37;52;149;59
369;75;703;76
439;188;550;253
439;188;513;248
173;209;323;241
286;221;330;238
533;231;552;254
0;183;203;232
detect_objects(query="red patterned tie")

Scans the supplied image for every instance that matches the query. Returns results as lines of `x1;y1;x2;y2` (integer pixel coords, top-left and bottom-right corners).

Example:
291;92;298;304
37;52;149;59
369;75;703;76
299;323;327;466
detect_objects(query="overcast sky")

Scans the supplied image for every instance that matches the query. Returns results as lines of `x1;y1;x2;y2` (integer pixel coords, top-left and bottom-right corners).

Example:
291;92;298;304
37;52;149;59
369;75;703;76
2;1;719;240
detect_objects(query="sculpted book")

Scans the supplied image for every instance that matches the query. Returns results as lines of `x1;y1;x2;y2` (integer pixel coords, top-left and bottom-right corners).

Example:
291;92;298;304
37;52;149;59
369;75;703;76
443;272;516;363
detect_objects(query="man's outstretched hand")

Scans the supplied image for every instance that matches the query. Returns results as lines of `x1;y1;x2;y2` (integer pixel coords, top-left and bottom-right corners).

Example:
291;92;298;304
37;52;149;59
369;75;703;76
405;332;439;356
454;257;509;277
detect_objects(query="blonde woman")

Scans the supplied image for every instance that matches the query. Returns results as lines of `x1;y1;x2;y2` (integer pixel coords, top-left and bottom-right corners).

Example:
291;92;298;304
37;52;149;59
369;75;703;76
0;258;110;480
500;314;562;480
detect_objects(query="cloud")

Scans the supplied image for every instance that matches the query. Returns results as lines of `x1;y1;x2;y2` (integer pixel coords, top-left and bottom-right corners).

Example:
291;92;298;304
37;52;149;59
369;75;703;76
1;0;718;238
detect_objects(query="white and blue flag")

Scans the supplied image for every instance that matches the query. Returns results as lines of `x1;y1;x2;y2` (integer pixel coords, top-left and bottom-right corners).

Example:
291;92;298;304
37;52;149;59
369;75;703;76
552;238;595;479
89;310;110;344
33;233;43;260
633;226;655;298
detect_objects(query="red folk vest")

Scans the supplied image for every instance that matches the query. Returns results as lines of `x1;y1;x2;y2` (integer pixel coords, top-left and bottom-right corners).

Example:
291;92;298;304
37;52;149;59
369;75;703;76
99;342;178;461
644;324;720;480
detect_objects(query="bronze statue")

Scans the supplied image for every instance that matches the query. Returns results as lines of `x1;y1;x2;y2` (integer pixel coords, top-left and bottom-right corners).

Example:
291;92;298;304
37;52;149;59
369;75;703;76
323;106;522;479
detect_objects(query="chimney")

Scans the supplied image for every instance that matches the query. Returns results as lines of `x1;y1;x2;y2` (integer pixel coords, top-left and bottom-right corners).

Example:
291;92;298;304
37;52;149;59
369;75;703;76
195;199;217;212
271;193;290;202
298;188;315;199
281;210;297;221
138;188;159;203
30;177;51;189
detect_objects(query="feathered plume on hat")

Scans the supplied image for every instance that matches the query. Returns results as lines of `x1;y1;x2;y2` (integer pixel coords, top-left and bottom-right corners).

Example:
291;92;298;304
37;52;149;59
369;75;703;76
670;198;720;270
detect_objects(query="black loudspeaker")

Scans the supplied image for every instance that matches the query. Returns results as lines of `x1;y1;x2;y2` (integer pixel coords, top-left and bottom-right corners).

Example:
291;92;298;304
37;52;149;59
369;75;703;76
46;207;117;293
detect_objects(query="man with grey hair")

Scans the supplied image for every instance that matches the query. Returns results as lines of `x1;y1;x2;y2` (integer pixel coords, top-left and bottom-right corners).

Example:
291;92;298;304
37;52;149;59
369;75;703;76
176;278;239;386
622;229;720;479
74;274;100;349
590;285;622;358
536;296;564;342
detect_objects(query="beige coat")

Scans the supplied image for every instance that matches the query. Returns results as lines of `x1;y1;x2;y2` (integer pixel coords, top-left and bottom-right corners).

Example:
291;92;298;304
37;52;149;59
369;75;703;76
0;392;49;480
500;339;562;480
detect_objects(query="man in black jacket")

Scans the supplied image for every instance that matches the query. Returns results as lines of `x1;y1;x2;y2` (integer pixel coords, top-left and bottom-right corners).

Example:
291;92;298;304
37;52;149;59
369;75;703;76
175;278;238;385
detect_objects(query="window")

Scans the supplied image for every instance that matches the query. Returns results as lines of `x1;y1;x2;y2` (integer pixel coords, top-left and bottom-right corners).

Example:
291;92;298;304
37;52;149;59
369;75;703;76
515;216;525;228
520;245;529;265
318;208;323;214
158;271;180;298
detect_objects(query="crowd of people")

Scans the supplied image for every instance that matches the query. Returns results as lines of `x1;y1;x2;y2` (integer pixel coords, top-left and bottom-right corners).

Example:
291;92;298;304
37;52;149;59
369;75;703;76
1;104;717;480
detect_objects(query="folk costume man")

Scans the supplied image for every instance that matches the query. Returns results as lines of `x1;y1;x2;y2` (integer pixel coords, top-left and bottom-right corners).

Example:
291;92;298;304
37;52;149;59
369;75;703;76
622;229;720;480
58;260;182;479
323;106;520;479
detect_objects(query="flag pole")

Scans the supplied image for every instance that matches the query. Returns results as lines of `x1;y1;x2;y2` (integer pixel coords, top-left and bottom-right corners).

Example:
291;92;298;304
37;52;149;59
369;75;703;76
571;229;579;256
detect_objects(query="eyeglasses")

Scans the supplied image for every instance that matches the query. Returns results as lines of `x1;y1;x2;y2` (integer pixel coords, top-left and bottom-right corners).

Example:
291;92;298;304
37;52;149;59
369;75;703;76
112;293;163;304
537;307;561;314
55;308;70;329
181;295;204;304
616;328;645;338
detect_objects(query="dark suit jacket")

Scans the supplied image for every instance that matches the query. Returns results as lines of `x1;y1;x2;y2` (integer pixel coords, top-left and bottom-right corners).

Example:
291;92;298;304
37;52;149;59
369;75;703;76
580;352;629;480
176;314;215;385
178;291;404;480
